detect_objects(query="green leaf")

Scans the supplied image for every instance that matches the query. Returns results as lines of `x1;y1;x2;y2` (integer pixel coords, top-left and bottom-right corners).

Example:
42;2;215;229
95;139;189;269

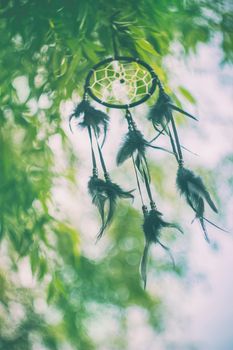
178;86;197;104
30;243;40;275
47;280;56;303
37;256;48;280
136;39;160;56
0;218;4;241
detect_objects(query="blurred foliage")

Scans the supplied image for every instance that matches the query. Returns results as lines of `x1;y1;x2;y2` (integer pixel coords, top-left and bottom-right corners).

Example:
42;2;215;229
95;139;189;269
0;0;232;349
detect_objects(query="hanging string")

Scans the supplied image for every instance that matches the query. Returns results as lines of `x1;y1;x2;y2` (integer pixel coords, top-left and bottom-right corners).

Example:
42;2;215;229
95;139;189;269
168;127;179;163
112;29;119;58
149;124;167;143
170;115;184;166
124;108;156;209
87;126;98;176
132;155;145;206
142;167;156;209
110;14;120;59
93;129;110;180
125;109;136;131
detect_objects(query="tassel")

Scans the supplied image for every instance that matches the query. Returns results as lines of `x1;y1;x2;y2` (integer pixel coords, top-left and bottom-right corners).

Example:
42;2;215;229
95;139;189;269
69;99;109;145
140;207;183;288
176;166;221;241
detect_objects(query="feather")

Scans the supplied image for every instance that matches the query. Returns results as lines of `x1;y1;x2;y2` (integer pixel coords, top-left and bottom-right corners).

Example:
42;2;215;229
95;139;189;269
116;129;153;181
148;91;171;127
117;129;146;165
177;167;218;213
117;129;173;179
140;240;150;289
101;180;134;239
140;209;183;288
176;166;220;241
69;100;109;145
88;176;108;238
88;176;134;240
148;90;198;130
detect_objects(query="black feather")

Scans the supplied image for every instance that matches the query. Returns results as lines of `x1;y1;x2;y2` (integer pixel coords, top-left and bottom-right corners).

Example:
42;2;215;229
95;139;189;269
88;177;134;240
116;129;150;181
148;90;197;130
148;91;171;128
88;176;134;240
117;129;173;181
88;176;108;238
177;167;218;213
176;166;219;241
69;100;109;144
117;130;146;165
141;209;183;288
100;180;134;240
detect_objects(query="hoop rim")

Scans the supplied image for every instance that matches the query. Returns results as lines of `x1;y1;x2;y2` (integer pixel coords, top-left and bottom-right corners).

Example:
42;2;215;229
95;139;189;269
84;56;157;109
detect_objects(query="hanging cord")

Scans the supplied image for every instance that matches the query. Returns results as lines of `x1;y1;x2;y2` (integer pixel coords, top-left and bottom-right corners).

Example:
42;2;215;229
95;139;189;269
110;13;120;58
125;109;136;131
124;109;145;205
142;167;156;210
124;109;156;210
156;82;183;167
87;126;98;177
93;129;110;180
149;123;167;143
170;114;184;167
167;127;179;163
112;28;119;58
157;77;165;94
132;154;145;207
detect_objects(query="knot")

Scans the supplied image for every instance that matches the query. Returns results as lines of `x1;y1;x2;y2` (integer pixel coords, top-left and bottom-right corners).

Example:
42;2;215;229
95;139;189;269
92;168;98;177
125;109;137;131
178;159;184;168
150;201;156;210
142;205;148;215
104;172;110;181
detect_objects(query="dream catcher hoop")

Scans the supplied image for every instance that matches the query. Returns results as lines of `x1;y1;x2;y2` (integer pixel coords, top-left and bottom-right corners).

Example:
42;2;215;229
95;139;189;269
85;56;157;109
70;24;226;288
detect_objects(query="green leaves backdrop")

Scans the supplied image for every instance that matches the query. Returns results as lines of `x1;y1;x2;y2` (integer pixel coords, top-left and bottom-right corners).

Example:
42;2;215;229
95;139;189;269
0;1;232;349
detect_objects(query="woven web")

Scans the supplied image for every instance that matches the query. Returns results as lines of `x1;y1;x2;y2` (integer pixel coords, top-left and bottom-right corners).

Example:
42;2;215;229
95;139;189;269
88;60;154;106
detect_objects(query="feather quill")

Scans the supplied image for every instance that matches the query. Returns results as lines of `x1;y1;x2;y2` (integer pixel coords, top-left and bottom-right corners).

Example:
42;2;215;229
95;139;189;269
141;209;183;288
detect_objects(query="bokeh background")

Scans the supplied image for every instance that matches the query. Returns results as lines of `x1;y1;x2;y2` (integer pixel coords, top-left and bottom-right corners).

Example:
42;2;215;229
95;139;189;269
0;1;233;349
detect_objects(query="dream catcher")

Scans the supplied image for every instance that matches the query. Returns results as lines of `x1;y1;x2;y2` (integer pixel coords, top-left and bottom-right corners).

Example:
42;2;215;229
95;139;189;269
70;27;225;288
